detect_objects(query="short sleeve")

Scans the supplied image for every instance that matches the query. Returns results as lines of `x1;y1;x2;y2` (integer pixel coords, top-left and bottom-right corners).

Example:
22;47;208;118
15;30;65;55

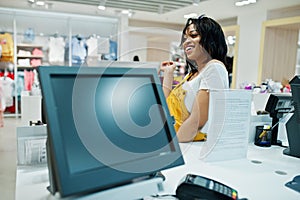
199;62;229;90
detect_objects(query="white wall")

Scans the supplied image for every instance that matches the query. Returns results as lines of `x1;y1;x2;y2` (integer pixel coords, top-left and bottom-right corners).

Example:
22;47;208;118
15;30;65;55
127;34;148;62
236;10;267;88
124;26;181;63
118;15;130;61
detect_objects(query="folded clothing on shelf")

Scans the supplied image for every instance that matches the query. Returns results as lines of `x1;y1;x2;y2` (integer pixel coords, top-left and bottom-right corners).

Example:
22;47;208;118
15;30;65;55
18;58;30;66
32;48;43;56
18;50;31;57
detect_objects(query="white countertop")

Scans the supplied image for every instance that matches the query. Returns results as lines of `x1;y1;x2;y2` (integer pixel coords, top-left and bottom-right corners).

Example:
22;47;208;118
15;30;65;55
15;143;300;200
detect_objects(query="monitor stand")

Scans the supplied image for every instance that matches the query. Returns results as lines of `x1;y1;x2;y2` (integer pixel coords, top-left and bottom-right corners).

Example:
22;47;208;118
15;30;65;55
57;177;164;200
271;117;282;146
47;140;164;199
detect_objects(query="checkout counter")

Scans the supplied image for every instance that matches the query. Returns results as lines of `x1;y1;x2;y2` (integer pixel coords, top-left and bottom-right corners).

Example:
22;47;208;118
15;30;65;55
15;93;300;200
15;142;300;200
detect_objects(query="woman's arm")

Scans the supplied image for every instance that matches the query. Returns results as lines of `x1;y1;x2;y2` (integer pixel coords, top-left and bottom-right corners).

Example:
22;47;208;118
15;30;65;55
176;62;228;142
177;89;209;142
160;61;176;98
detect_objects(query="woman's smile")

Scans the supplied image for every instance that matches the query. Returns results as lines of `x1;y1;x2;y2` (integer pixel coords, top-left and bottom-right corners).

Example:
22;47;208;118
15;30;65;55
185;45;194;55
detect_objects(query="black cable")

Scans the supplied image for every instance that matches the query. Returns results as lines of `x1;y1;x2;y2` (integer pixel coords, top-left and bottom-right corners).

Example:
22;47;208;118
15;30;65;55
150;194;248;200
150;194;178;199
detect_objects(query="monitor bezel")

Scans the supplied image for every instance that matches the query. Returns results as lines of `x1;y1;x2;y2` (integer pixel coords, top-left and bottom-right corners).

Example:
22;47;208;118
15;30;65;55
38;66;184;197
283;75;300;158
290;75;300;122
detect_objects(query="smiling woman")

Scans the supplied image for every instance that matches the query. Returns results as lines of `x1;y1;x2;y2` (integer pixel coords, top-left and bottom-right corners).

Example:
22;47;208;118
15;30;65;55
159;15;229;143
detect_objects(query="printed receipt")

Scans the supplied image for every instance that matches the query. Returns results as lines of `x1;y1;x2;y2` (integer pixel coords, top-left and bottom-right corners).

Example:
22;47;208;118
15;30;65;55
199;89;252;162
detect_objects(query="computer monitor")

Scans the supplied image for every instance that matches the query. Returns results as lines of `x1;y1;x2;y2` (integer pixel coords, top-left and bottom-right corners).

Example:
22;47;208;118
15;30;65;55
40;61;160;124
284;75;300;158
38;66;184;197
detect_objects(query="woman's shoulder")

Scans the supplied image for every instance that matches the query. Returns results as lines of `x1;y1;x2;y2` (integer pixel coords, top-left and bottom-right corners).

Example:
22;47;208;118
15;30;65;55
201;59;227;74
199;60;229;89
206;59;226;68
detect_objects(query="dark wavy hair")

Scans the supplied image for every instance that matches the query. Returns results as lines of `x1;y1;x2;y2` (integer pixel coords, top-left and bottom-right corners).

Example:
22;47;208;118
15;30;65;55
181;15;228;74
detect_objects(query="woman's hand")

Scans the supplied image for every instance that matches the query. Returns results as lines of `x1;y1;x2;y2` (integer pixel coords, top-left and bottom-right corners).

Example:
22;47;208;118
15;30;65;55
159;61;176;76
160;61;176;98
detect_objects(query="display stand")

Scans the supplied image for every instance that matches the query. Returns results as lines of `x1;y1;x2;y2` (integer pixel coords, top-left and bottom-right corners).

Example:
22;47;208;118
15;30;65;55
49;177;164;200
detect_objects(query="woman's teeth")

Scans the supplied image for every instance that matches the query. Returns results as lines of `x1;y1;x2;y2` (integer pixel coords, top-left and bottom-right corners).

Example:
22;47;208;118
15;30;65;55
185;46;193;52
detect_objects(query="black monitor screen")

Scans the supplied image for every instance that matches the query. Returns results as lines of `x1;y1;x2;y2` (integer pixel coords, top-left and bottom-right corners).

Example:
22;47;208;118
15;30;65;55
38;66;184;197
284;75;300;158
290;76;300;123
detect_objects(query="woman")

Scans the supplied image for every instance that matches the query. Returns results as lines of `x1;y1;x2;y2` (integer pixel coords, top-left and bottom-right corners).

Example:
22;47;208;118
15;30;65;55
160;15;229;142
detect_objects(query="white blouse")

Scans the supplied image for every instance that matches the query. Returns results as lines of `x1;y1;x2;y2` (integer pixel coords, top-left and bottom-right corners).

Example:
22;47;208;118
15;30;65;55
182;61;229;113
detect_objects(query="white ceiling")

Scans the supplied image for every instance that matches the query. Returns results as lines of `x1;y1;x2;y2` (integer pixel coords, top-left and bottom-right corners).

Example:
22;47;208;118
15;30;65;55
0;0;299;24
49;0;202;14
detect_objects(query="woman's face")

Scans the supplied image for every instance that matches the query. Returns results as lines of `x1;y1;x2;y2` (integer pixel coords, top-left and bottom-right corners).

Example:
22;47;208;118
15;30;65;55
182;24;203;61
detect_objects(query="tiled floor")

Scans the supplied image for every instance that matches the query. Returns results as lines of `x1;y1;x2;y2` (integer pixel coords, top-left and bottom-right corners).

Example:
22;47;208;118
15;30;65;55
0;117;21;200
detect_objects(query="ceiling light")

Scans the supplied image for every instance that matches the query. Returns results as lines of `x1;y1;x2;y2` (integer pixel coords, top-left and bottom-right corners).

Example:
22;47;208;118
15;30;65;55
121;10;130;14
235;0;257;7
27;0;52;9
121;9;134;17
97;0;106;10
36;1;45;6
235;2;243;6
98;5;105;10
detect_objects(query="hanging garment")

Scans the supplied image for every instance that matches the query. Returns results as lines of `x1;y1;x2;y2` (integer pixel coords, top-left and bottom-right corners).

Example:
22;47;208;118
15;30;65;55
48;36;65;63
24;70;34;91
23;28;35;43
0;76;14;108
102;40;117;61
71;36;87;64
97;37;110;54
86;36;98;57
0;33;14;63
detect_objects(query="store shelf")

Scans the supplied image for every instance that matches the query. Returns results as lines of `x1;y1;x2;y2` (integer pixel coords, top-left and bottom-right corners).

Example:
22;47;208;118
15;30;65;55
17;66;39;70
17;43;43;48
17;44;43;69
17;55;43;58
0;8;119;118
